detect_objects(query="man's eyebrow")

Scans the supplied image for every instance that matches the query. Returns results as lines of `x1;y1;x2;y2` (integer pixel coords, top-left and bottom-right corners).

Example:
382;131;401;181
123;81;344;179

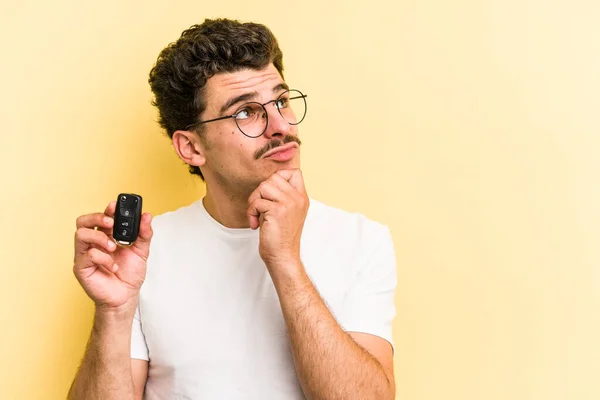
218;82;290;115
219;91;258;115
273;82;289;93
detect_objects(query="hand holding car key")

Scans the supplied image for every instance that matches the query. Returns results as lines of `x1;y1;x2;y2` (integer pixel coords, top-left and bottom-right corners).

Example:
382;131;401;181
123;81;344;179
72;193;153;309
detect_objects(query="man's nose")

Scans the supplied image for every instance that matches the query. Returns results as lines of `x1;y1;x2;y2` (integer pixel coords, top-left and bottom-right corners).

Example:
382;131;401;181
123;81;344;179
263;104;291;139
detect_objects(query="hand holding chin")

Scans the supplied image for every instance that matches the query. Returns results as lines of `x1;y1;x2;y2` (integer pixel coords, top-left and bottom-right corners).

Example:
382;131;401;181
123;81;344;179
247;169;309;271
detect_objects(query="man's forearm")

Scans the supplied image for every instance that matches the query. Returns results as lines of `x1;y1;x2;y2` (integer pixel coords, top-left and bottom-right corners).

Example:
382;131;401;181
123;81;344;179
270;262;393;400
68;303;136;400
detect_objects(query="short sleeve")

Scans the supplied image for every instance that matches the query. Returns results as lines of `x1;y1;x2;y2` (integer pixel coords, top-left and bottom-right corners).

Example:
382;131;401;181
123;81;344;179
130;304;149;361
340;225;398;350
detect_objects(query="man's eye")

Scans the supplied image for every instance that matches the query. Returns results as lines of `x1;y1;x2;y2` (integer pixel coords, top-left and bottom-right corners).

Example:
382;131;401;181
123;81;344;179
236;108;253;119
276;99;289;109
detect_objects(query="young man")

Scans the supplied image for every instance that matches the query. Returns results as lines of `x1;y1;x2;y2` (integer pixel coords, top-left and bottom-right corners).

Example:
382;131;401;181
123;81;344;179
68;18;397;400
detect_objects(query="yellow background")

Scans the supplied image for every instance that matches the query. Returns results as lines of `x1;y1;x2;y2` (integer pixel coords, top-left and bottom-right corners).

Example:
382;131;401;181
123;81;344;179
1;1;598;399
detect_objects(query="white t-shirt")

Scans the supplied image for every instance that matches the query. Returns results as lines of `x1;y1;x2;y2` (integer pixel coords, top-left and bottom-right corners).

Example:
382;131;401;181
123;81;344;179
131;197;397;399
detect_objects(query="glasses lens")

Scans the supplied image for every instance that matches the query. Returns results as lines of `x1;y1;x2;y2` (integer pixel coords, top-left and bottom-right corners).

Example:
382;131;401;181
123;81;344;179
276;90;307;126
234;102;267;138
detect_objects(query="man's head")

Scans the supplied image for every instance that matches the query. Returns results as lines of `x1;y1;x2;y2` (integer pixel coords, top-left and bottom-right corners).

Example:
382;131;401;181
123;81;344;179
149;18;305;195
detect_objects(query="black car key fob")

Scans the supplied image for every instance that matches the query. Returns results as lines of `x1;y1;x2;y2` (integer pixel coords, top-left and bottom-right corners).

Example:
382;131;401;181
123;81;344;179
113;193;142;246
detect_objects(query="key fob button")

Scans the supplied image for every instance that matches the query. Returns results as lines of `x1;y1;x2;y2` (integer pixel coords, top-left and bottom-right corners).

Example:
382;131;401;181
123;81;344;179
120;208;132;217
118;218;133;228
119;228;132;237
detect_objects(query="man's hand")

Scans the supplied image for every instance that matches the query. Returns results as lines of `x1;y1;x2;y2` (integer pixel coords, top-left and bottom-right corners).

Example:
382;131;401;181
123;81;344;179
73;201;153;312
247;169;309;269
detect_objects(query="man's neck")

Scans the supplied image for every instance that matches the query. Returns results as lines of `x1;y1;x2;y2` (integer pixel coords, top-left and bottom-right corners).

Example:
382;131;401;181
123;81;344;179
202;185;253;229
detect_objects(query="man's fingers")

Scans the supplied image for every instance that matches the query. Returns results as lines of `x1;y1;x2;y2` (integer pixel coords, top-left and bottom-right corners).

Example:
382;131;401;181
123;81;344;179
75;227;116;255
275;169;306;193
76;211;115;230
267;172;296;194
137;213;153;241
103;201;117;218
77;247;117;274
247;198;272;230
274;169;294;182
248;181;286;206
97;201;117;236
131;213;153;258
247;170;299;207
246;170;308;229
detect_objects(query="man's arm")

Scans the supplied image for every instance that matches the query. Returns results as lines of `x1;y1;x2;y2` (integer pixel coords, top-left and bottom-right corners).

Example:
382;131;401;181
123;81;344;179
247;169;396;399
69;202;154;400
270;263;395;400
68;303;147;400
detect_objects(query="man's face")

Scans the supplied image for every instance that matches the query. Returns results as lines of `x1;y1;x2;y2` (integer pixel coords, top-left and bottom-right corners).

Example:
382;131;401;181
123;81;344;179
196;63;302;193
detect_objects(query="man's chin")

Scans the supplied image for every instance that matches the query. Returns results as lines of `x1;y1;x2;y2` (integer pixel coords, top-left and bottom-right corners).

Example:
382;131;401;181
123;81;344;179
269;159;300;173
246;156;300;186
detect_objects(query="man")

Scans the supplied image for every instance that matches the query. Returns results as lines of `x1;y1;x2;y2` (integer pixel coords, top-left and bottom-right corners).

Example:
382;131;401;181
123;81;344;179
68;18;397;400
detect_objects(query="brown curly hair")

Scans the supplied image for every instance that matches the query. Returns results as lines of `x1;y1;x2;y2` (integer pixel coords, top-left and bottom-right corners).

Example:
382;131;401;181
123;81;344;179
148;18;285;179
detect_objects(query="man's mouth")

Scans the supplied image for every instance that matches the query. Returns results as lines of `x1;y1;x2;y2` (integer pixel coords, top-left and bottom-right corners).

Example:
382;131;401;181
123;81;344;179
255;136;302;160
262;143;299;161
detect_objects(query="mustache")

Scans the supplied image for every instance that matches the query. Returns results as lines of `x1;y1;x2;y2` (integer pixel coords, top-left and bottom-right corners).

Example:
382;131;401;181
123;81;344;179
254;135;302;160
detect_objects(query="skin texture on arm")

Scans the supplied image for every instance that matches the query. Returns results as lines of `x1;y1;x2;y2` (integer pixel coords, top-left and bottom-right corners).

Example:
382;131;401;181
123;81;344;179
68;304;138;400
270;262;395;400
348;331;395;392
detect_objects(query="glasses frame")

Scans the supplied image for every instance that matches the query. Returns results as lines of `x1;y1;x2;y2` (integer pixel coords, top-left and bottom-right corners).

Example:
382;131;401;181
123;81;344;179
184;89;308;138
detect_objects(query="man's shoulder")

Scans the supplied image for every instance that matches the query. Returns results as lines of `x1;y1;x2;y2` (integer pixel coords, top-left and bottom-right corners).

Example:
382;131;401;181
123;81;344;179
149;199;202;235
306;197;391;241
303;198;396;278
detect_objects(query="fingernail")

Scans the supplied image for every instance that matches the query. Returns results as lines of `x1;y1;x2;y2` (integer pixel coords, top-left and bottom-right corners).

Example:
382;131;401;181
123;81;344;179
104;217;112;225
113;263;118;272
108;240;115;249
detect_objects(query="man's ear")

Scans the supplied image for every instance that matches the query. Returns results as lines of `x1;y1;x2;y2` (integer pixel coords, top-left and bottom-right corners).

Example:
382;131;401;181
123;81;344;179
172;130;207;168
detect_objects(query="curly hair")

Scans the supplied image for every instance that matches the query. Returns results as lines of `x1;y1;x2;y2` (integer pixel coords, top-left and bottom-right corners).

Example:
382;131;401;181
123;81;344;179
148;18;285;179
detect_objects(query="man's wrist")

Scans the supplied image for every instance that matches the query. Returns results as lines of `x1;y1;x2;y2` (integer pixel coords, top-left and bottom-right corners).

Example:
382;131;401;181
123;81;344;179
266;258;310;292
94;297;138;331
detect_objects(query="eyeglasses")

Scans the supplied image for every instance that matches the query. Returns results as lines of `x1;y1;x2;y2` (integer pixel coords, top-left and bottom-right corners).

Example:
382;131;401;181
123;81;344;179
184;89;308;138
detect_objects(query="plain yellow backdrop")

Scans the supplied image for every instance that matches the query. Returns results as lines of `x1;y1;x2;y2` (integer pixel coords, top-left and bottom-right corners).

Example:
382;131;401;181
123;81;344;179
1;1;598;399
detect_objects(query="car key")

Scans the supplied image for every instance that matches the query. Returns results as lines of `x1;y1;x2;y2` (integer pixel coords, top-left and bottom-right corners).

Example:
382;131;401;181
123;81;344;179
112;193;143;246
